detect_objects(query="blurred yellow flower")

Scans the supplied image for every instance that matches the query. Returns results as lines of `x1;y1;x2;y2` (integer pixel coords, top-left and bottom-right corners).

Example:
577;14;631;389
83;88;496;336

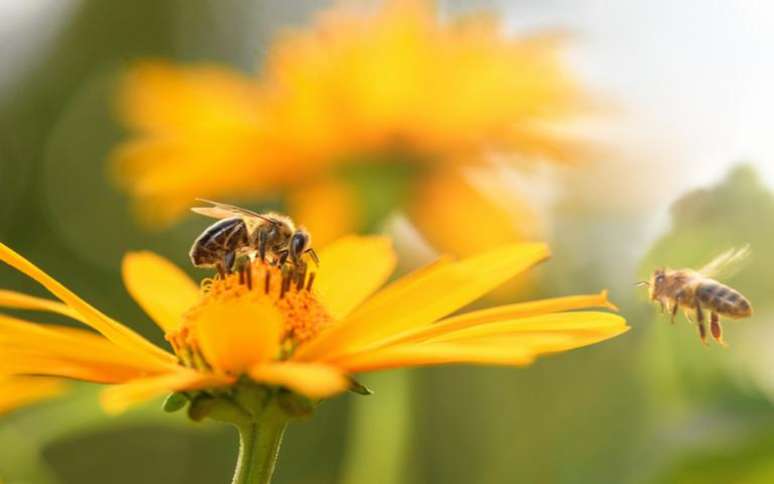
0;376;65;416
112;0;593;253
0;236;625;414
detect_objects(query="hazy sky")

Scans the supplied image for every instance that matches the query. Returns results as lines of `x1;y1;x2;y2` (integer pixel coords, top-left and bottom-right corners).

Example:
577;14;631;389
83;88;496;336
501;0;774;192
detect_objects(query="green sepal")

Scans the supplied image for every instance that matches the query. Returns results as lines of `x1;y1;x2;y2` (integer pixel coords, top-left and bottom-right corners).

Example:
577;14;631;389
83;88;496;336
187;395;216;422
187;394;253;426
233;383;270;418
276;392;316;417
348;378;374;396
162;392;189;413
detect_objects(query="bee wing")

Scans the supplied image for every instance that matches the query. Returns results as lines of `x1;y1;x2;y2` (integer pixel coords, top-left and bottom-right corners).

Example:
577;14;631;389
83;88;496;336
192;199;273;223
698;245;751;279
190;206;237;220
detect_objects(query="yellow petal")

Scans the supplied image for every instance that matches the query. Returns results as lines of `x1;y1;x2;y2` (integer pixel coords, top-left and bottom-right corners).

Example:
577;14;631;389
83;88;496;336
332;322;628;373
313;235;397;320
0;243;176;367
249;362;349;399
333;342;534;373
122;252;200;333
112;62;281;227
0;376;67;415
409;170;542;256
0;314;167;382
425;312;628;343
367;291;618;348
194;298;282;374
454;329;629;356
118;61;262;135
100;370;232;415
332;313;627;373
0;350;145;383
296;243;549;361
0;289;83;321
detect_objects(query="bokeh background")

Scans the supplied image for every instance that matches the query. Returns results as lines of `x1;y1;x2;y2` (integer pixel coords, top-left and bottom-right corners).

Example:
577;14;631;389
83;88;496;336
1;1;774;483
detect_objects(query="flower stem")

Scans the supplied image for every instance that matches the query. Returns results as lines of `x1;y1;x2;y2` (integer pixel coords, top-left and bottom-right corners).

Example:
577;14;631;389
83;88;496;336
232;403;289;484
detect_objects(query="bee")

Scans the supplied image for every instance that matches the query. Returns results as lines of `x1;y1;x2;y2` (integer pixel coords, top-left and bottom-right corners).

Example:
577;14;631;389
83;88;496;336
189;200;318;283
639;246;753;345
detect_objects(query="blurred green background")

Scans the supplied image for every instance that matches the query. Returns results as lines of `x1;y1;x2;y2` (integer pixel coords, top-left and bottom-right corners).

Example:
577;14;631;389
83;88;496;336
1;1;773;483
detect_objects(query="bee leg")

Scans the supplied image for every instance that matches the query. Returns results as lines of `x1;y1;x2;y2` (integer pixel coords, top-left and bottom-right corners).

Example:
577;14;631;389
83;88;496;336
245;263;253;290
258;230;268;262
710;312;726;346
305;271;316;291
695;301;708;346
223;251;236;275
658;299;665;313
280;263;292;299
216;263;226;280
671;290;687;323
698;320;708;345
671;300;679;323
277;250;289;267
236;259;252;289
306;248;320;266
295;260;307;291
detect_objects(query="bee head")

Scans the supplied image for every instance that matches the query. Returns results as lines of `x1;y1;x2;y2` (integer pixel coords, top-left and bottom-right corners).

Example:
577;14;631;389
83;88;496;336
289;230;312;263
649;268;668;299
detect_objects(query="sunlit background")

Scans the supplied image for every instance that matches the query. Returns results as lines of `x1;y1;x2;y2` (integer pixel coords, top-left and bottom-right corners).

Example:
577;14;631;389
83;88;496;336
1;1;773;483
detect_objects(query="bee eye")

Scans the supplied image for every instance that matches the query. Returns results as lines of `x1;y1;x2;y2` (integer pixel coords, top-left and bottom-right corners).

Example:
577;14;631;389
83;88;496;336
655;274;665;283
291;233;307;255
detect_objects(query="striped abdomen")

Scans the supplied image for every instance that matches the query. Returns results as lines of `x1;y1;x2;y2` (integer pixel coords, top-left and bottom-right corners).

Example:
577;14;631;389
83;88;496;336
696;281;752;319
189;217;249;267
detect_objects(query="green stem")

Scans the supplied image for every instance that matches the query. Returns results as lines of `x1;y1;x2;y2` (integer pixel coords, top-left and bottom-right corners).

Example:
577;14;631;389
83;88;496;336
231;404;289;484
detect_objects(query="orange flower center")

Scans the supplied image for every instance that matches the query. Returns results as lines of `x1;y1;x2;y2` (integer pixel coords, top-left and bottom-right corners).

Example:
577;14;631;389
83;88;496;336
166;260;333;372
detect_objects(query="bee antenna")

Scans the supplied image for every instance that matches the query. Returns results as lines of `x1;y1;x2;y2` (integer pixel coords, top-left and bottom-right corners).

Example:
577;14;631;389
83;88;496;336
635;281;650;287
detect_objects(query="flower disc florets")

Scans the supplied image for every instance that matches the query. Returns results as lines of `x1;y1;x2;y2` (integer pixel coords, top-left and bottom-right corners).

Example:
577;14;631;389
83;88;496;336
167;260;333;372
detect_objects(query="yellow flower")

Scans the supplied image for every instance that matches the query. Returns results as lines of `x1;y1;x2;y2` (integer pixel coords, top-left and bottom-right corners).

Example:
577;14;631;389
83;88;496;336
0;376;65;416
0;236;626;415
112;0;594;253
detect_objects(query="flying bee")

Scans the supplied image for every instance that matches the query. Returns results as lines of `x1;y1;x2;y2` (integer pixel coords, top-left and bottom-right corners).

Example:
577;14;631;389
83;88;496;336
639;246;753;345
189;199;318;282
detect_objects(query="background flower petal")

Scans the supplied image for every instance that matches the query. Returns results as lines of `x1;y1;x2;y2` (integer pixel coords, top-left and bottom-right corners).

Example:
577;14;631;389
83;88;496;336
409;170;542;256
286;177;361;248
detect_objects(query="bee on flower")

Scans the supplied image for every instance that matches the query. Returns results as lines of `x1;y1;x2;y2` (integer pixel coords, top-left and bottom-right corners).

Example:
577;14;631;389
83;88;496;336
189;199;318;290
